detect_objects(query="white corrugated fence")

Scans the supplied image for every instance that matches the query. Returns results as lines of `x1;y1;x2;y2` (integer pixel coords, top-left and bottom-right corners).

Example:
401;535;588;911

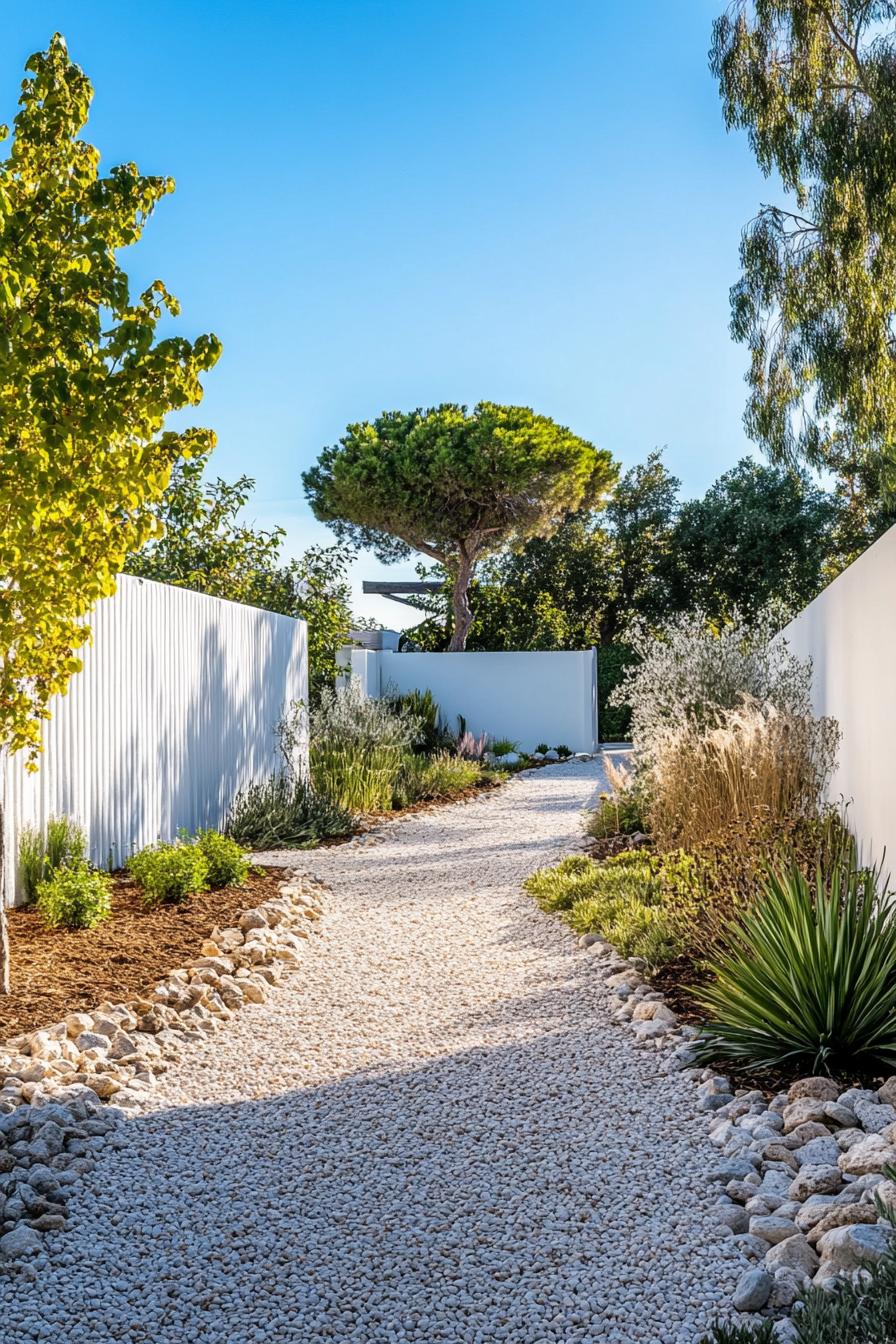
3;575;308;903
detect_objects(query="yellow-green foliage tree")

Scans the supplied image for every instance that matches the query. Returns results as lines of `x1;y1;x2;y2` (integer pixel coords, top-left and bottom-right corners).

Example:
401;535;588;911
0;35;221;990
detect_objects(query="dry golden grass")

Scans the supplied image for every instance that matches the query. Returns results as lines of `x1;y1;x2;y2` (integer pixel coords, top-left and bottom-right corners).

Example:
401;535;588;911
646;696;839;853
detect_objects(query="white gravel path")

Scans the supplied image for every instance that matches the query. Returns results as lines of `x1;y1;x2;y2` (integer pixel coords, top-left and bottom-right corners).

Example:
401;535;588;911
0;757;745;1344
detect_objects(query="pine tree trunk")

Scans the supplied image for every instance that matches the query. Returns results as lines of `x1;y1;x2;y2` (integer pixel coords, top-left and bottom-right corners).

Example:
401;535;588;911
447;556;475;651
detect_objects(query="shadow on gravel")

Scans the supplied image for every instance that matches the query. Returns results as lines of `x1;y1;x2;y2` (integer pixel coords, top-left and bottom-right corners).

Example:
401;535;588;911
12;1027;730;1344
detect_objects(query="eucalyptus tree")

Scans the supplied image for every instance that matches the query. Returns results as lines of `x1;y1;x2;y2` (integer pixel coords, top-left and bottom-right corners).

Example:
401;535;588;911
711;1;896;480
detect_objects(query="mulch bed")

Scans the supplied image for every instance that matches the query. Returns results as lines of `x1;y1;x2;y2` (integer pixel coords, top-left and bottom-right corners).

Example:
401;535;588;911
0;867;286;1041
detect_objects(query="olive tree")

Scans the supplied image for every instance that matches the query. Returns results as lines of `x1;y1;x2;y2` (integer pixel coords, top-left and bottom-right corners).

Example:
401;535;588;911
303;402;616;650
0;36;220;989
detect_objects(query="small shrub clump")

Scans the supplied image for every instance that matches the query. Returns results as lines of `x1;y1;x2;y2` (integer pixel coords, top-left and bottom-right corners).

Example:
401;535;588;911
311;678;418;812
227;775;354;849
386;688;455;755
195;829;249;889
392;753;482;808
524;849;699;967
586;758;647;839
36;863;112;930
128;842;209;906
18;815;87;904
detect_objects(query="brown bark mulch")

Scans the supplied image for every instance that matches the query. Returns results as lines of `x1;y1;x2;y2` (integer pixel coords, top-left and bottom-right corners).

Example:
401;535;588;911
0;868;287;1041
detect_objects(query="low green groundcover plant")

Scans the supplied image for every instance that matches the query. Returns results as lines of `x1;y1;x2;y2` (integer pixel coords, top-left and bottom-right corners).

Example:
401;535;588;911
392;752;482;809
696;852;896;1076
226;774;354;849
36;862;112;930
523;849;699;967
701;1234;896;1343
127;842;209;906
195;829;249;889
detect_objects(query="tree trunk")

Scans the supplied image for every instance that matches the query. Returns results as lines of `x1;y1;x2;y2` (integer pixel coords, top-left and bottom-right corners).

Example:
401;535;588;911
0;785;8;995
447;555;475;651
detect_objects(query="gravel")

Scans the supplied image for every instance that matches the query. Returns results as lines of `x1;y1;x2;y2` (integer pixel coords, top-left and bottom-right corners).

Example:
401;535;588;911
0;757;745;1343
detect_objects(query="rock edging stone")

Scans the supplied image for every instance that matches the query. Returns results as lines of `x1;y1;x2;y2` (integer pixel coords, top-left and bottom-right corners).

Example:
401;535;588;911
0;870;328;1264
575;930;896;1331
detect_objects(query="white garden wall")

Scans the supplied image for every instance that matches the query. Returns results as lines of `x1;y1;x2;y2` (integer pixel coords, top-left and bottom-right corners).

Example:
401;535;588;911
3;575;308;902
781;523;896;868
337;647;598;755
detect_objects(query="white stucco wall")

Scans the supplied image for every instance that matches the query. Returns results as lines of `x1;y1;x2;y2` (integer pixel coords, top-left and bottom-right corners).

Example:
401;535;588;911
337;648;598;755
781;524;896;867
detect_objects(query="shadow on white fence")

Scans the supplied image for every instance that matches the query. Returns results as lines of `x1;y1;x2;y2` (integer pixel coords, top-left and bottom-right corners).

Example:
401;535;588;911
3;576;308;903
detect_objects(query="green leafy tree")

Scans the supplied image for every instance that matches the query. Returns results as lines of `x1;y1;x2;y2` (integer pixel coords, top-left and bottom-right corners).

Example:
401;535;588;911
0;35;220;989
711;1;896;476
125;454;355;703
303;402;617;650
664;457;838;620
598;450;681;643
126;456;285;604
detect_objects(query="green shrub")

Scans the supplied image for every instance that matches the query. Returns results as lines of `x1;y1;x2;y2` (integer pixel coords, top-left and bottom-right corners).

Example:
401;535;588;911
311;678;416;811
491;737;520;757
36;862;112;930
696;850;896;1076
554;743;572;758
18;815;87;904
524;849;698;966
586;790;645;839
226;774;354;848
392;752;482;808
386;688;455;755
195;829;249;888
18;826;46;906
534;742;550;754
127;842;209;906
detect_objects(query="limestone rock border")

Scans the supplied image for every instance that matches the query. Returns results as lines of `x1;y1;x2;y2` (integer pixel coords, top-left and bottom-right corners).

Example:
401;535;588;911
577;930;896;1336
0;870;328;1264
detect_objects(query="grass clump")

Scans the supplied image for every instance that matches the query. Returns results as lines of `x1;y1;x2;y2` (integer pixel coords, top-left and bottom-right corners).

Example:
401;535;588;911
310;678;418;812
195;829;249;889
226;775;354;849
524;849;699;967
127;841;209;906
696;845;896;1077
36;862;112;930
392;753;482;808
18;816;87;904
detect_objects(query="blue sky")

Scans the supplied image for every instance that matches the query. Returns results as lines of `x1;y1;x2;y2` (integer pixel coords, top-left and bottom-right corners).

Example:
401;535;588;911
4;1;774;625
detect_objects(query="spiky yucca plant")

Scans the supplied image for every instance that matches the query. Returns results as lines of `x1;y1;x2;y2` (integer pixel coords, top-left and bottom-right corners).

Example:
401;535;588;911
697;853;896;1076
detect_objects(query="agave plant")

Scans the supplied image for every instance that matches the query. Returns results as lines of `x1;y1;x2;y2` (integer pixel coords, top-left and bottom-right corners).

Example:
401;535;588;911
696;852;896;1077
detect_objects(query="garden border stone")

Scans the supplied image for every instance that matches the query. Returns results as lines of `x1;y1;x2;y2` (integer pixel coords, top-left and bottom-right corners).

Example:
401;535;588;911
552;871;896;1328
0;870;328;1262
